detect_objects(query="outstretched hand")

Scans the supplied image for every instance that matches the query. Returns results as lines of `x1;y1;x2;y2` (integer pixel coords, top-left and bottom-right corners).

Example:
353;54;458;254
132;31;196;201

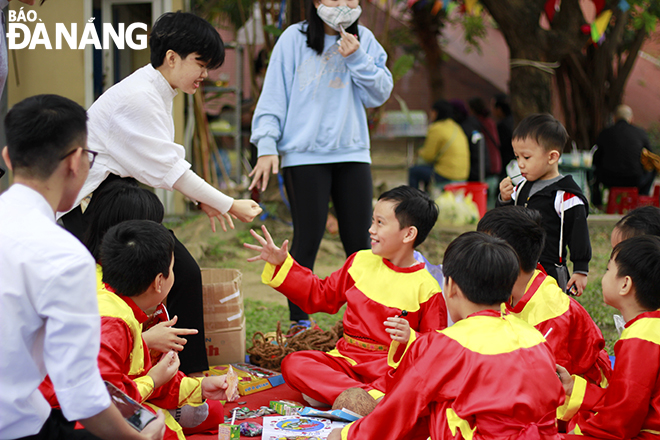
142;315;198;353
243;225;288;266
199;202;235;232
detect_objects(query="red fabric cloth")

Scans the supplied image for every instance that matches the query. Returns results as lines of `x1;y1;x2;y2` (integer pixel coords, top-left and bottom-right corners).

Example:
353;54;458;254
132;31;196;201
507;271;612;385
269;251;447;405
343;310;565;440
570;311;660;439
186;383;305;440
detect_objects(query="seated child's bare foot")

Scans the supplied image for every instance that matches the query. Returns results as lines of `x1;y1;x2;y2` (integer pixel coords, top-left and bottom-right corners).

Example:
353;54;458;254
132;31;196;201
332;387;377;417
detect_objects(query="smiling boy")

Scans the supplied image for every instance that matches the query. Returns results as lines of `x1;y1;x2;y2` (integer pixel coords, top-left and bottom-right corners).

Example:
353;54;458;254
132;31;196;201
244;186;447;413
497;114;591;296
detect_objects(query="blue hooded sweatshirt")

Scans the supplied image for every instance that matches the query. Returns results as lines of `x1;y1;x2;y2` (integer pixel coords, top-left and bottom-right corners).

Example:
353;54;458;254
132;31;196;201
250;22;393;168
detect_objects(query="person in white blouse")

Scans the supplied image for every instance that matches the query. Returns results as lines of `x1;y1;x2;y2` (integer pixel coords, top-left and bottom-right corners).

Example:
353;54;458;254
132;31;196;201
59;12;261;232
59;12;262;375
0;94;165;439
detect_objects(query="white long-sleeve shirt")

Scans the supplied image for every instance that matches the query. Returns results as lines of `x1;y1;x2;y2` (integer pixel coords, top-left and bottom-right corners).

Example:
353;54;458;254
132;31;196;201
0;184;110;438
58;64;233;218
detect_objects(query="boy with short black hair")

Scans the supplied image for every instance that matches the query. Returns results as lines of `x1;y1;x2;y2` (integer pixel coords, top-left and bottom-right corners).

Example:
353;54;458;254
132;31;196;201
328;232;565;440
557;235;660;437
245;185;447;412
477;206;611;385
610;205;660;247
98;220;233;439
498;114;591;295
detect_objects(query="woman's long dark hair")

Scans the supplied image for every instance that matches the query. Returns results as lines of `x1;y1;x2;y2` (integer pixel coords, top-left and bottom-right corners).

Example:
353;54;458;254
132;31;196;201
300;0;360;55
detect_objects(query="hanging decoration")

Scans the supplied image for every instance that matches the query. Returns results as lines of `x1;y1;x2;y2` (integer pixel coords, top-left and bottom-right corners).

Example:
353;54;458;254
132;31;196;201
590;9;612;45
618;0;630;12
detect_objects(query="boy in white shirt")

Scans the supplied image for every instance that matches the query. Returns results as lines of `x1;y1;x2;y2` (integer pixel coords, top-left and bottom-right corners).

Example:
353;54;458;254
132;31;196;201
0;94;165;440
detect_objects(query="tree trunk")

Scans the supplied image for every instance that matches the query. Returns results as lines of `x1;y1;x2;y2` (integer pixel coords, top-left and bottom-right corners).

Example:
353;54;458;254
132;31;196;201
410;5;444;103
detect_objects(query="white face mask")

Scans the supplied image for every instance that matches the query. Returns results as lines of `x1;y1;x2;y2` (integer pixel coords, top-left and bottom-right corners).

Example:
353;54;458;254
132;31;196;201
316;4;362;32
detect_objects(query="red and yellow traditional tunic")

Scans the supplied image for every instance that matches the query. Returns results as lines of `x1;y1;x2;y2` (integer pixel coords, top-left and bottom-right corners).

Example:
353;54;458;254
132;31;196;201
340;310;565;440
507;270;612;386
264;250;446;404
558;311;660;439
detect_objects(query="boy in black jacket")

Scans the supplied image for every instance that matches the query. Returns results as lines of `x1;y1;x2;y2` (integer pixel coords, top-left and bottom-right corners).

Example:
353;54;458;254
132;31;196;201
498;114;591;296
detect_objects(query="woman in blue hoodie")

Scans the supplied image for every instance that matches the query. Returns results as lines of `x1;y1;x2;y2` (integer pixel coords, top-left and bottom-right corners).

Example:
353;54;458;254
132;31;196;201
249;0;393;325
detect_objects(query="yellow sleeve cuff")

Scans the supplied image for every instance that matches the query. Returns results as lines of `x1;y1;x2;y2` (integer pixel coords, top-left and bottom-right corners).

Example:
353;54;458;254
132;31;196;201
368;389;384;401
557;375;587;421
341;421;357;440
135;375;155;402
387;330;417;369
179;377;204;406
261;254;294;288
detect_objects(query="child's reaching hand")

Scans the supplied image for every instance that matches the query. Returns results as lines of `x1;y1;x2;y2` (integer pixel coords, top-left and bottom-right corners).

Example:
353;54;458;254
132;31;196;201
201;375;229;401
142;315;198;353
384;316;411;343
499;177;514;202
244;225;289;266
147;350;180;389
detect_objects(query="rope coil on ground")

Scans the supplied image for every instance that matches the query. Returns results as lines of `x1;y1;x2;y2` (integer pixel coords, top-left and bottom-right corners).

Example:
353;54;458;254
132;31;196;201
247;321;344;371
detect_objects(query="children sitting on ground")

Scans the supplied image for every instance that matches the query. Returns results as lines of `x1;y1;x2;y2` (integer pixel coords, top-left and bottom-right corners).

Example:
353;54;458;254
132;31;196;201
557;235;660;438
498;114;591;295
610;205;660;247
244;186;447;412
80;220;231;440
328;232;565;440
477;206;611;385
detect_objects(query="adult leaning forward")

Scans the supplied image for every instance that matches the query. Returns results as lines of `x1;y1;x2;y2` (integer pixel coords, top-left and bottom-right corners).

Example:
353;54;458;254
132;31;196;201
248;0;393;325
59;12;261;374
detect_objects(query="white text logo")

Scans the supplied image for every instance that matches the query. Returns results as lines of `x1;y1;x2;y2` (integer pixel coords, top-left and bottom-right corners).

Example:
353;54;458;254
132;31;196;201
6;8;147;50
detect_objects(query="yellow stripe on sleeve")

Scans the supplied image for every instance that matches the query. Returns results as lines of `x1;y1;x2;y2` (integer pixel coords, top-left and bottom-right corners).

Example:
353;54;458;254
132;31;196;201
134;375;155;402
557;375;587;421
261;254;294;288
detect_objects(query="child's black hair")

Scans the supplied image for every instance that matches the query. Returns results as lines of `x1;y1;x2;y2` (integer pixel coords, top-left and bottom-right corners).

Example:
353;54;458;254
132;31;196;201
477;206;546;273
4;94;87;180
378;185;439;247
612;235;660;311
150;11;225;70
614;206;660;242
513;113;569;154
443;231;520;305
101;220;175;297
83;179;165;261
301;0;359;56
